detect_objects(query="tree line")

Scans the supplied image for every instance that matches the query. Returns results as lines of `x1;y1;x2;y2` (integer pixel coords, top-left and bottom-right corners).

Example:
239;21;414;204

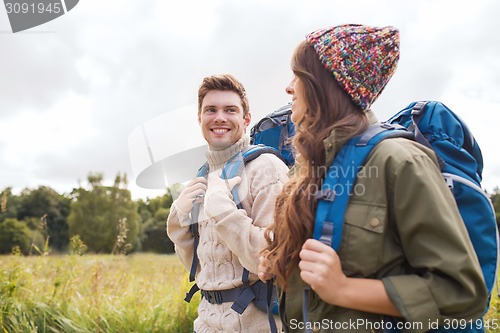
1;172;500;256
0;172;177;255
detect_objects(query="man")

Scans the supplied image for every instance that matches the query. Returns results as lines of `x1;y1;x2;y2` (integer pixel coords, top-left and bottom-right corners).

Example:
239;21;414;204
167;74;288;332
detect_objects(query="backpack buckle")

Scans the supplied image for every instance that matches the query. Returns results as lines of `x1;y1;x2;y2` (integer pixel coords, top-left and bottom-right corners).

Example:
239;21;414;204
314;189;335;202
444;174;454;189
411;101;429;116
201;290;224;304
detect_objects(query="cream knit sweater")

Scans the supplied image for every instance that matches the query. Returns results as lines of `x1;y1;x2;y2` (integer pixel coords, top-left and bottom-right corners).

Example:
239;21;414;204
167;135;288;333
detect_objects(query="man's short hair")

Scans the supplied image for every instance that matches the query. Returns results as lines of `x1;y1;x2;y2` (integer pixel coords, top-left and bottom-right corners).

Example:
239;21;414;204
198;74;249;117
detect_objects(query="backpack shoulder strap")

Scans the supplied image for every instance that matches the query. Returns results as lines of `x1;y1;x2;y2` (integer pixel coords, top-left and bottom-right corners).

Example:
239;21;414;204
221;144;286;207
243;144;286;164
313;123;411;250
220;144;282;332
184;162;209;302
304;124;412;333
410;101;446;169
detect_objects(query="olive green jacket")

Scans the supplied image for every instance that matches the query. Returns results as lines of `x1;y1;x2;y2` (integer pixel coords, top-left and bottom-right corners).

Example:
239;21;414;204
280;111;488;333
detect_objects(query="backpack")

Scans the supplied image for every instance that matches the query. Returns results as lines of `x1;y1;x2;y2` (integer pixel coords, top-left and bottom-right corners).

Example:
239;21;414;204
387;101;498;298
250;103;296;167
184;145;282;333
250;101;499;333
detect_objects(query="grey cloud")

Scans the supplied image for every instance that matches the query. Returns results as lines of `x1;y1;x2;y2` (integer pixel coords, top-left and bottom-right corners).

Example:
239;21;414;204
1;0;500;197
0;35;87;115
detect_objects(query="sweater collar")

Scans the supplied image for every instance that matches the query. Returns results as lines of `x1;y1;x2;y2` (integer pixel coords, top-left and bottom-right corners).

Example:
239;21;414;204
206;135;250;170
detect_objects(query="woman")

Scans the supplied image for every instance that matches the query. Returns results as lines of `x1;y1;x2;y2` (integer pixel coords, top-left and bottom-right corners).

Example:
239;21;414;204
259;24;487;332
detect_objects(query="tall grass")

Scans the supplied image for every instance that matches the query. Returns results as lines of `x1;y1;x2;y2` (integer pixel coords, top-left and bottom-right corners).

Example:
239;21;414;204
486;283;500;333
0;254;199;332
1;253;498;332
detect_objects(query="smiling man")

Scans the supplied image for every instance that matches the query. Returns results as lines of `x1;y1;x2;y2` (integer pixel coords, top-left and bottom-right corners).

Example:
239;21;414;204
167;74;289;332
198;87;250;150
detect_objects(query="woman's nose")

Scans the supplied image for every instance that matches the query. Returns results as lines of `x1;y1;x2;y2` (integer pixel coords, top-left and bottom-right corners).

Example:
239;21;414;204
285;77;295;95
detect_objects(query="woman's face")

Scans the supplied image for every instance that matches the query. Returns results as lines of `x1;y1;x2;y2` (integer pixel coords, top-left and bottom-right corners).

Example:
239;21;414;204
286;75;307;124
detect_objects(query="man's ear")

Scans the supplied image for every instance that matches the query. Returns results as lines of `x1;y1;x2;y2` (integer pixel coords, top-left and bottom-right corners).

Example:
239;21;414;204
244;112;252;127
197;112;201;125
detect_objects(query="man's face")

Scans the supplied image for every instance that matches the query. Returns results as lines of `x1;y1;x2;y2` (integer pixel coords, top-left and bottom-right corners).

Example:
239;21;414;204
198;90;251;150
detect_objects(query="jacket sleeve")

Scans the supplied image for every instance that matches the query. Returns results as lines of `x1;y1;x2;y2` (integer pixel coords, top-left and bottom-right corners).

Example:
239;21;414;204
212;154;289;274
381;153;488;326
166;203;195;272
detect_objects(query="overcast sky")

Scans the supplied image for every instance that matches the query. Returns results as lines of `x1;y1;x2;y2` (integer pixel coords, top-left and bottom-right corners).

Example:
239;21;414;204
1;0;499;200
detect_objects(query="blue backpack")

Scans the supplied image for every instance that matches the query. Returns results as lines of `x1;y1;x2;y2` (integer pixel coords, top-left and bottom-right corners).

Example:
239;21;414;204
387;101;498;298
250;103;295;167
251;101;498;333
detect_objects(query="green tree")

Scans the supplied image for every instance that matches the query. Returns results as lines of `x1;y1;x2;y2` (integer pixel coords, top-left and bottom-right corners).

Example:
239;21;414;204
0;187;22;222
137;192;174;253
491;187;500;228
0;218;31;254
67;173;140;253
17;186;71;252
141;207;175;253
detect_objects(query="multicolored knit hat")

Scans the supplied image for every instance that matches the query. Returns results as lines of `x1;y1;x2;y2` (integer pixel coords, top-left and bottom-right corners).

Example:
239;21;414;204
306;24;400;111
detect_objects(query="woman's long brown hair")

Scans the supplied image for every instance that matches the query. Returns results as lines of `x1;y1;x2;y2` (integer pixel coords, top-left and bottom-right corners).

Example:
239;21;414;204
265;40;370;289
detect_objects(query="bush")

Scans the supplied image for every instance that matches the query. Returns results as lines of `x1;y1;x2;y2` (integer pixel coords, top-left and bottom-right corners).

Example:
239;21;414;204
0;218;31;254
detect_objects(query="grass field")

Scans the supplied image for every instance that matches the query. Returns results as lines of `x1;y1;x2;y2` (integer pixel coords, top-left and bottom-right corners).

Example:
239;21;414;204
485;283;500;333
0;254;498;332
0;254;199;332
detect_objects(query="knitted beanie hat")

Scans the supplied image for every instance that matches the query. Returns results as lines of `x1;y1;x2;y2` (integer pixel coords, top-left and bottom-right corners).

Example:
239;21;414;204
306;24;400;111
